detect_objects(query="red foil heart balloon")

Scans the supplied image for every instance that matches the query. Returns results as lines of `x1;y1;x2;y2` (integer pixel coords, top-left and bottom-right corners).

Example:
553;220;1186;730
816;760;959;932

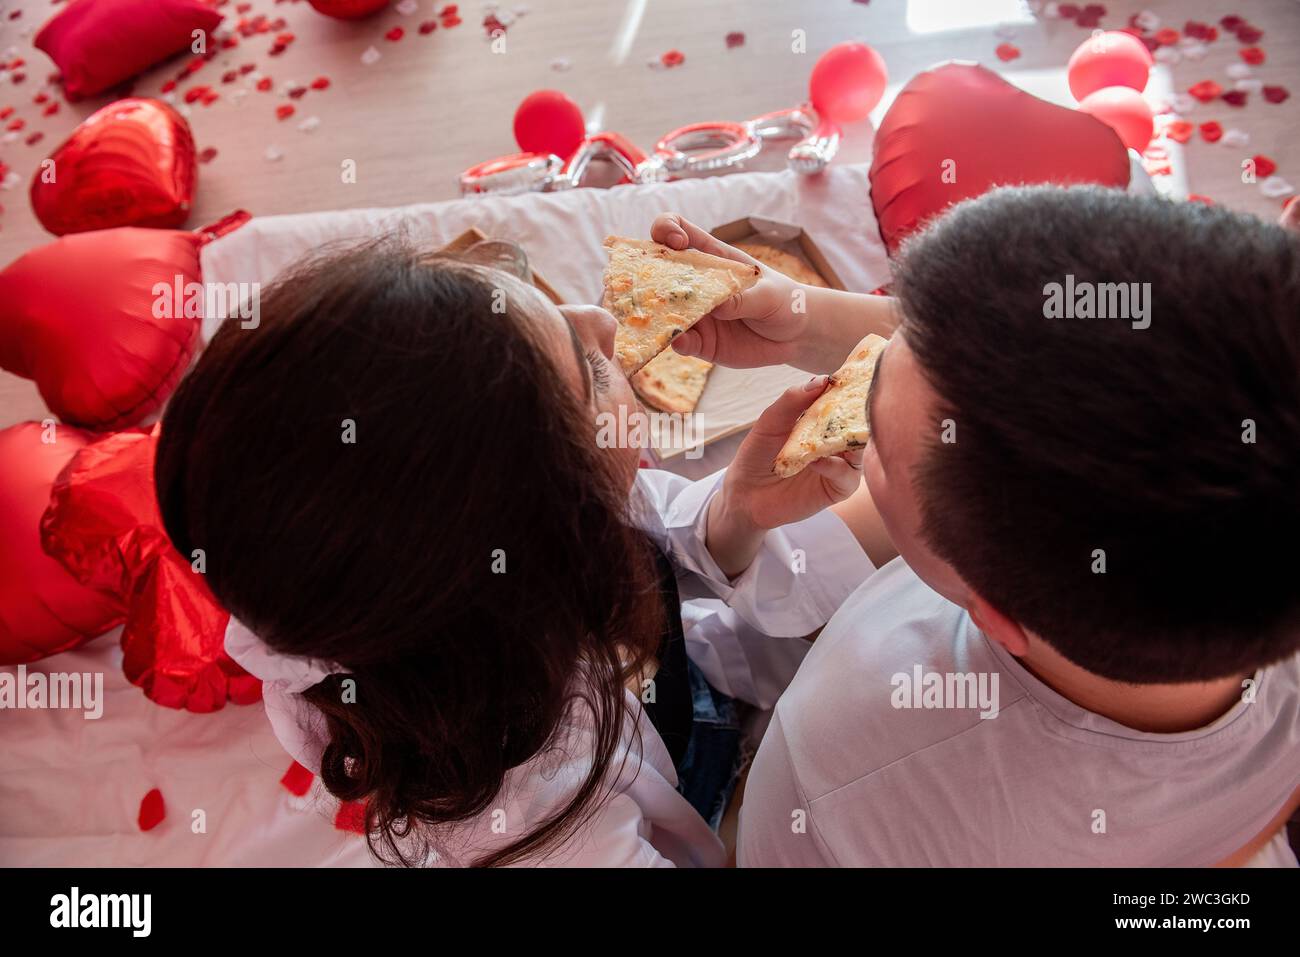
0;421;126;665
31;97;196;236
870;62;1131;255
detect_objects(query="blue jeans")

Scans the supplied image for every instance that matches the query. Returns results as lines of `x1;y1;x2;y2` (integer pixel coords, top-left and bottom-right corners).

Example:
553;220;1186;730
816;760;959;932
676;660;743;831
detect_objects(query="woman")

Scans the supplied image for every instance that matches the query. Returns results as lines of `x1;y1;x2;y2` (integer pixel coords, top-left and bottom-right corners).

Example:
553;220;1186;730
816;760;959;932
154;235;875;867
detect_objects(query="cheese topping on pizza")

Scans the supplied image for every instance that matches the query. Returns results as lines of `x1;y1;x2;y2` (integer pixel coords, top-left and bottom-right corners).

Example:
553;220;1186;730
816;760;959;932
773;334;888;478
602;237;761;375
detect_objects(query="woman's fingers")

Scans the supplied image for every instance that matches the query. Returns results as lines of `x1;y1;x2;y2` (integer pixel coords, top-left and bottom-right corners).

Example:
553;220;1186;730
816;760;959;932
649;213;760;266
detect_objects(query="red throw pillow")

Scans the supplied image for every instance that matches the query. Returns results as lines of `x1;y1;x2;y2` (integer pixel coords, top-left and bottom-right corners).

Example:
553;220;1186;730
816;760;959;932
35;0;224;99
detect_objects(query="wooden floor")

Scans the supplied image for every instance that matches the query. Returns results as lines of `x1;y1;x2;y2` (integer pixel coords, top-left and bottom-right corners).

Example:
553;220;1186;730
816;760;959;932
1;0;1297;429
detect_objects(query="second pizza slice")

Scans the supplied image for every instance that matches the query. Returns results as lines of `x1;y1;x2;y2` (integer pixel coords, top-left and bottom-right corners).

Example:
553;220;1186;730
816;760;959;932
602;237;761;375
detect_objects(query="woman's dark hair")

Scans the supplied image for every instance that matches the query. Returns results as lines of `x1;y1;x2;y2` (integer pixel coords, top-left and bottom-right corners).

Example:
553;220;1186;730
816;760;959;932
155;238;664;866
894;186;1300;683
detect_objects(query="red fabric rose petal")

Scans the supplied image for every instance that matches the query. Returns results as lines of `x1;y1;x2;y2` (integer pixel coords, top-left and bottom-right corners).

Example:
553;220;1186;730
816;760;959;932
1240;46;1265;65
335;801;367;834
1262;86;1290;104
995;43;1020;62
418;20;437;34
280;761;314;797
1163;121;1193;143
1221;89;1248;107
1188;80;1222;102
1154;28;1180;46
310;76;330;90
385;27;404;42
138;787;165;831
1253;154;1278;179
661;49;685;68
256;76;272;91
275;103;295;120
1198;121;1223;143
725;31;745;49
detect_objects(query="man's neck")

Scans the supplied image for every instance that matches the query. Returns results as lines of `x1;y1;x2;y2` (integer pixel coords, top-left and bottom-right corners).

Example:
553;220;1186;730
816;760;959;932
1017;640;1250;734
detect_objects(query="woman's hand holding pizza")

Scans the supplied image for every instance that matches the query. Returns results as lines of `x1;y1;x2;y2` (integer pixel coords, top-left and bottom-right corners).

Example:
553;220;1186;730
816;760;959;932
705;376;864;578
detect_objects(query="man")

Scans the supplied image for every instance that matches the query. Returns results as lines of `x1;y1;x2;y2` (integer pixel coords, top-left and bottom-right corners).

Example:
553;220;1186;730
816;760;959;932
653;187;1300;866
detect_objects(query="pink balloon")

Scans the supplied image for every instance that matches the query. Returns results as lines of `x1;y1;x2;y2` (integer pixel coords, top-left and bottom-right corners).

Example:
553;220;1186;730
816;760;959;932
513;90;586;159
809;42;888;124
1067;30;1153;101
1078;85;1154;152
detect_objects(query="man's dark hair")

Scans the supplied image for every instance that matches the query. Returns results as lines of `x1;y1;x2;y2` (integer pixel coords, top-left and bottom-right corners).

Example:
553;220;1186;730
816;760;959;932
894;185;1300;683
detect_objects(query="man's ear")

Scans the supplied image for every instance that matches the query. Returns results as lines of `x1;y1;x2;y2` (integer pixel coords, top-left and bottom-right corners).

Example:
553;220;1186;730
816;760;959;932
967;593;1030;656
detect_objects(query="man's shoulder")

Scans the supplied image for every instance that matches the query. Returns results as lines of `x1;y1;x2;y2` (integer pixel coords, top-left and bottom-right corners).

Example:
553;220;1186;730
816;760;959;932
774;559;1032;801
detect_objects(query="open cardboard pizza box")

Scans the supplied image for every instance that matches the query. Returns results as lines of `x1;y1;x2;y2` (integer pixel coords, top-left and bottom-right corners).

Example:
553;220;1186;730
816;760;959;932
647;217;847;460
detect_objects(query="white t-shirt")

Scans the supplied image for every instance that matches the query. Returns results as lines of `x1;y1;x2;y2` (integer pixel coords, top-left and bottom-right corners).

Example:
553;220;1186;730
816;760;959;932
739;557;1300;867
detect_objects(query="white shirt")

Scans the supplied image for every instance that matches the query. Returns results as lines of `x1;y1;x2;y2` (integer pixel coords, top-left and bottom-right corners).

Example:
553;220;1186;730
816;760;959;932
739;558;1300;867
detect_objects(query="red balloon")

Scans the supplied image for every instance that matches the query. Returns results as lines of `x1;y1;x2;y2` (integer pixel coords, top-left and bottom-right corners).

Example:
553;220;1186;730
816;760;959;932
31;98;197;236
308;0;390;18
869;62;1131;255
40;426;258;712
513;90;587;159
1067;30;1153;101
0;422;125;665
1078;86;1154;152
35;0;224;99
809;42;888;124
0;212;249;430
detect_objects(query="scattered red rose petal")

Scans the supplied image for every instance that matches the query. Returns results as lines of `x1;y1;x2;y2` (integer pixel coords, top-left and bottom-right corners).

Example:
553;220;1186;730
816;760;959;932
1187;194;1214;205
161;79;177;93
183;86;207;104
725;31;745;49
25;131;43;146
1188;80;1222;102
268;42;287;56
276;103;295;120
43;102;60;117
235;1;251;11
995;42;1021;62
419;20;437;34
10;73;24;84
386;27;405;41
184;56;205;75
280;761;314;797
138;788;166;831
222;70;238;83
4;118;22;131
256;77;273;92
1262;85;1290;104
1154;28;1180;46
442;14;462;27
1059;2;1080;17
661;49;685;68
1163;120;1193;143
276;32;295;45
1253;154;1278;178
334;800;367;834
1221;89;1248;107
440;3;459;13
1220;15;1244;31
0;107;12;120
198;146;218;163
239;63;256;74
1239;46;1265;65
310;76;330;90
1235;24;1263;44
288;85;307;99
1198;121;1223;143
32;91;47;104
483;13;506;35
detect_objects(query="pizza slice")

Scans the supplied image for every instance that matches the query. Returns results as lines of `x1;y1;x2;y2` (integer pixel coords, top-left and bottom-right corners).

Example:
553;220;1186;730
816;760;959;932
631;351;714;414
602;237;761;375
773;334;888;478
